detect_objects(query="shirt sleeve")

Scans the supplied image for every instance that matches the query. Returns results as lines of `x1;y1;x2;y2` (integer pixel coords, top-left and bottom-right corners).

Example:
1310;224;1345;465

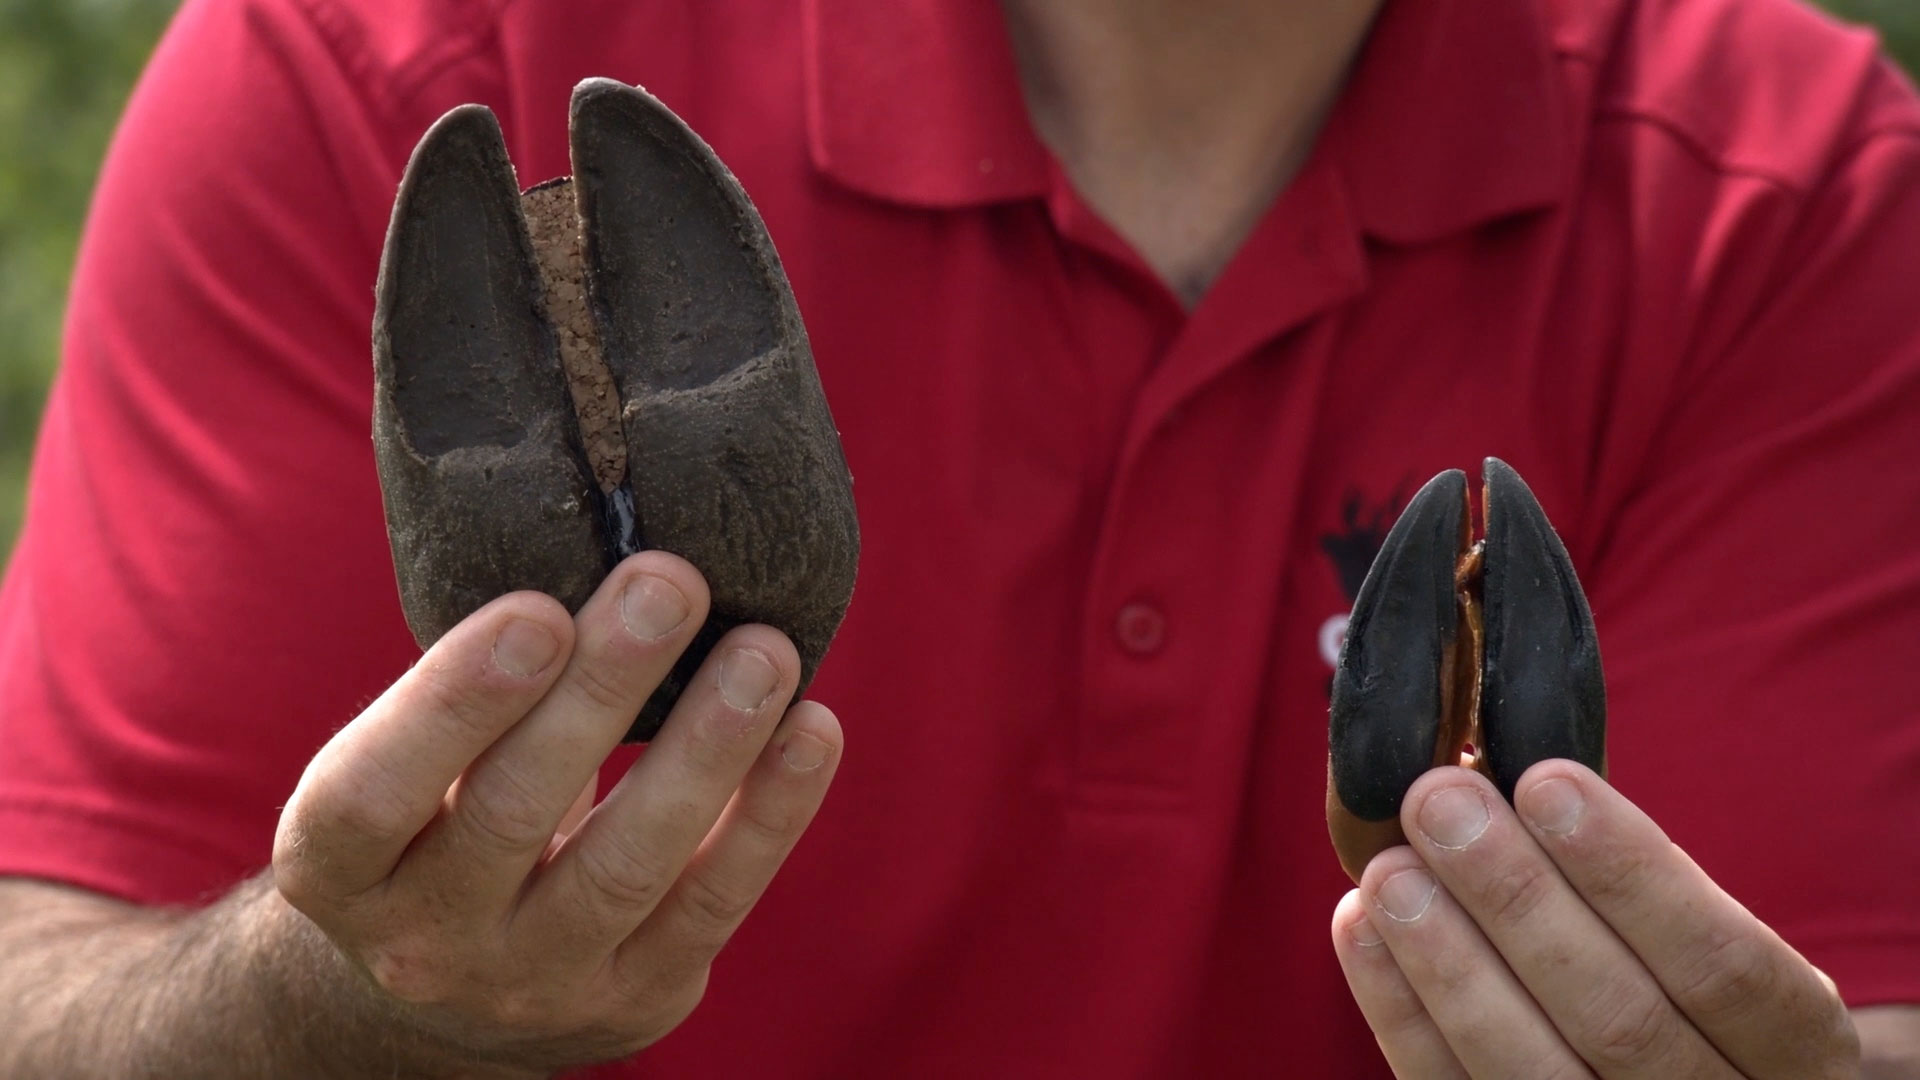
0;0;456;904
1585;119;1920;1007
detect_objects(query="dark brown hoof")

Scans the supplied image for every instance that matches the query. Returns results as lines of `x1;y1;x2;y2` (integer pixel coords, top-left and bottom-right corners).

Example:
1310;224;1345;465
1326;458;1604;882
373;81;859;742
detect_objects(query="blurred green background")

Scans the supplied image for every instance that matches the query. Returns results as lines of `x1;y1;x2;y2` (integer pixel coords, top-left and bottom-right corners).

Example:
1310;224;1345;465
1;1;1917;560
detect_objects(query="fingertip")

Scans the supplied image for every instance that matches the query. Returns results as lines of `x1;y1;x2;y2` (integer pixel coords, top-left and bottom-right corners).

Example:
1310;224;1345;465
604;551;713;631
469;588;577;637
615;549;713;609
773;700;842;774
1513;757;1603;796
1402;764;1500;809
1356;842;1424;895
719;623;805;686
1398;767;1502;854
1348;908;1387;950
784;698;842;738
427;590;575;682
1332;888;1382;946
483;588;572;622
1333;886;1364;925
492;615;565;679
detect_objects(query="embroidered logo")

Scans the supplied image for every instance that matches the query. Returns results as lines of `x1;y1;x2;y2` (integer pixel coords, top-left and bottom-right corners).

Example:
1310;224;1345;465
1316;483;1411;672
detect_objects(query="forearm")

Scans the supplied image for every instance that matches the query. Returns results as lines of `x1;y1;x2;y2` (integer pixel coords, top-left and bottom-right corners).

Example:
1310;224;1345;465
0;875;518;1079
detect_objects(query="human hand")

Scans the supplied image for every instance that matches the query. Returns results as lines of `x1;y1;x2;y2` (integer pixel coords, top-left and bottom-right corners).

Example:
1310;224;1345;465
272;551;842;1075
1330;762;1858;1078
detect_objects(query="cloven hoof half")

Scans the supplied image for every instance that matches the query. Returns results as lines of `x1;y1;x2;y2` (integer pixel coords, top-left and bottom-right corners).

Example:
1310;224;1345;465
372;79;859;742
1326;458;1605;882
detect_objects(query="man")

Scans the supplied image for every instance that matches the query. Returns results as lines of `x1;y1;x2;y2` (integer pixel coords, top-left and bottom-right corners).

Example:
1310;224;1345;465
0;0;1915;1075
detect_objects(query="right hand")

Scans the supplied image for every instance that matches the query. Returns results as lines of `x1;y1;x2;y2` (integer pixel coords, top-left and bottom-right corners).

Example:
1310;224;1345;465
272;551;843;1075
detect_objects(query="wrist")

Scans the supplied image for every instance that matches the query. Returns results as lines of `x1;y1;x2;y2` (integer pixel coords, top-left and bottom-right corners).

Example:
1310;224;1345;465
249;881;549;1079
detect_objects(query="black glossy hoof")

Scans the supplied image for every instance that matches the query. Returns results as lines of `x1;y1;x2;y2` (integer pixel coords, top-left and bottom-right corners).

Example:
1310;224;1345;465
372;81;859;741
1326;458;1604;880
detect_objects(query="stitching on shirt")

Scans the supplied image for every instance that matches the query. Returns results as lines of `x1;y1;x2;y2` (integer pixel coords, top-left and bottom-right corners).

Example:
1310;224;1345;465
239;0;398;261
282;0;503;116
1635;126;1920;499
1591;107;1814;195
387;26;505;113
1540;0;1920;198
1592;106;1920;198
277;0;395;112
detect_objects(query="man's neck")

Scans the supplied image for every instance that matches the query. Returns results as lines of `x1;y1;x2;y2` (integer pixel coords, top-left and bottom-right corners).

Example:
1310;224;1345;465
999;0;1385;307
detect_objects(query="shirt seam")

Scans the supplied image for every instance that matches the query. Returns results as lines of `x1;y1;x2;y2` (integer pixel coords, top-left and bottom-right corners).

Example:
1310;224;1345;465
1590;107;1920;198
281;0;503;116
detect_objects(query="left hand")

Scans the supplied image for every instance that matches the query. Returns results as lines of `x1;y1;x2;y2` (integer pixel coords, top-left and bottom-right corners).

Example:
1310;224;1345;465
1330;761;1859;1078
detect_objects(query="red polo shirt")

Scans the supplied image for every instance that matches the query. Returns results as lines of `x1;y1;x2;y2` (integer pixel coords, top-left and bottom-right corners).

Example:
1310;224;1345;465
3;0;1919;1075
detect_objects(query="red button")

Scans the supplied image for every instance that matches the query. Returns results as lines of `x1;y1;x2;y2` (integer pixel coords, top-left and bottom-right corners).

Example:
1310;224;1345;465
1114;602;1167;655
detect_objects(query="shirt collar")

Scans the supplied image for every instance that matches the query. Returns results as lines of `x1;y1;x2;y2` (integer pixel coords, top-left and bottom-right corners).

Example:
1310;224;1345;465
802;0;1572;241
803;0;1051;207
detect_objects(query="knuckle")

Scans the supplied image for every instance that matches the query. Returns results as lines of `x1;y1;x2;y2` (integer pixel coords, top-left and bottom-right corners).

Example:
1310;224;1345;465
322;795;408;852
679;716;757;778
1672;930;1776;1019
1577;980;1681;1068
673;869;756;936
457;767;558;853
1580;843;1661;909
564;655;646;716
270;815;321;898
417;661;514;742
573;833;675;914
271;855;323;913
1474;858;1556;929
273;762;418;897
322;765;418;849
1421;938;1484;1002
734;797;801;847
1369;984;1433;1040
364;937;459;1009
270;835;343;916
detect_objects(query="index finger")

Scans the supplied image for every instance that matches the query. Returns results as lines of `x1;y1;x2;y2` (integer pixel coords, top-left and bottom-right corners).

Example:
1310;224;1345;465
274;592;573;900
1512;761;1859;1079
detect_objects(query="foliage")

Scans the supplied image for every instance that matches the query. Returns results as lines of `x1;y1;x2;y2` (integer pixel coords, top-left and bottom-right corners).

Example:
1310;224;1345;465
1825;1;1920;72
0;1;1917;558
0;0;178;554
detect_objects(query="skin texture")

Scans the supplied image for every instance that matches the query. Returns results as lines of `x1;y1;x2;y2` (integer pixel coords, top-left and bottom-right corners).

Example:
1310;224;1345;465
0;554;844;1076
1328;762;1899;1078
999;0;1386;306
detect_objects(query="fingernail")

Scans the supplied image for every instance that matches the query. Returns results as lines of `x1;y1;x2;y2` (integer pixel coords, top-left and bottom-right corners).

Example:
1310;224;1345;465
493;618;560;677
1522;778;1585;835
1419;786;1490;849
1348;913;1384;947
719;649;779;711
621;575;690;641
781;731;831;772
1377;869;1436;923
